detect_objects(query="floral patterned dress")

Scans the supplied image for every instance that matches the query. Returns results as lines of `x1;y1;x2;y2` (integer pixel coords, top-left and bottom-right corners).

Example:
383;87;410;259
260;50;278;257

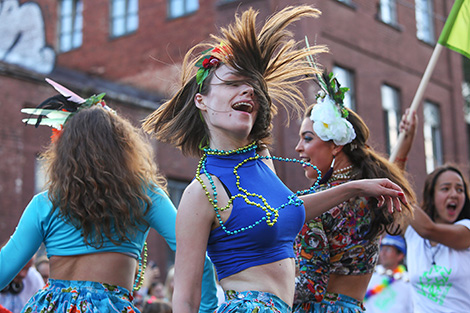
293;181;380;313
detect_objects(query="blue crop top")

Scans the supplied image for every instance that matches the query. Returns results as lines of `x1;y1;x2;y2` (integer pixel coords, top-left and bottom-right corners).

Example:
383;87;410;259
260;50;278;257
205;149;306;280
0;186;218;313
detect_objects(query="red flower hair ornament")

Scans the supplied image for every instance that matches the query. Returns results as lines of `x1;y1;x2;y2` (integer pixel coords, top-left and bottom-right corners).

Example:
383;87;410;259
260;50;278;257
195;44;231;91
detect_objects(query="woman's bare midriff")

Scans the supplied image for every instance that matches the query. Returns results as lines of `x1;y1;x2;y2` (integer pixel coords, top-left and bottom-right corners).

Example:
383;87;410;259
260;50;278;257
219;258;296;306
327;272;373;301
49;252;137;291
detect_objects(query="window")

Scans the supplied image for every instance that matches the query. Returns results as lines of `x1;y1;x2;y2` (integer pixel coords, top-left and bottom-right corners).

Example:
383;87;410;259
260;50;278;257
34;157;47;194
379;0;397;25
59;0;83;52
168;0;199;19
111;0;139;37
463;57;470;163
381;85;401;155
332;66;356;111
423;101;443;173
415;0;434;43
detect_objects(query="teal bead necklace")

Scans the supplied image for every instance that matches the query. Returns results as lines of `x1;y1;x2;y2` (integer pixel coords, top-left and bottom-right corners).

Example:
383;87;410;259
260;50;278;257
196;142;322;235
133;241;148;291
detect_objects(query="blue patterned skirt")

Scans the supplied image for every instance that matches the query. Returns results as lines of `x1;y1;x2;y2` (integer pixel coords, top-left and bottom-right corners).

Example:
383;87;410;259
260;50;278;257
21;279;139;313
216;290;291;312
294;292;364;313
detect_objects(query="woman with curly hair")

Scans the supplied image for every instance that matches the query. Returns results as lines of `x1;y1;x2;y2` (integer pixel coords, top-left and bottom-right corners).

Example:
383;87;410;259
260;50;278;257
143;6;407;313
0;81;217;313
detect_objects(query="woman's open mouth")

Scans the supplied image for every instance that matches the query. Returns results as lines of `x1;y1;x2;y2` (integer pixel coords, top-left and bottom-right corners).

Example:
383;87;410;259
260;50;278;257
232;102;253;113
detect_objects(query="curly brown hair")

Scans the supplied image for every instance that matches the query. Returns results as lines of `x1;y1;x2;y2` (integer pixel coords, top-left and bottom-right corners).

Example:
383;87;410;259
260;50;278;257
305;105;416;238
41;106;167;248
142;6;327;157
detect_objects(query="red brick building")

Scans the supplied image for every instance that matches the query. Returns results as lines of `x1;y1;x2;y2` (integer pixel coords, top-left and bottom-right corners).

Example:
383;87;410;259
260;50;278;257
1;0;469;274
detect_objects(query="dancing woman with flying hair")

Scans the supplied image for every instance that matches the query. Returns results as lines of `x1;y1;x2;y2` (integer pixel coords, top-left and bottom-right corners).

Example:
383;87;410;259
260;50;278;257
143;6;407;313
0;80;218;313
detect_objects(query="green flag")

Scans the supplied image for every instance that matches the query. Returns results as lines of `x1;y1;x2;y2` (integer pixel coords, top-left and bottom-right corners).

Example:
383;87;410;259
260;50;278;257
438;0;470;59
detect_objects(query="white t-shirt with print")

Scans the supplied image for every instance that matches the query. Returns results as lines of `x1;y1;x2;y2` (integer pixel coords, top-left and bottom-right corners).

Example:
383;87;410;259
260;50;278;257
405;219;470;313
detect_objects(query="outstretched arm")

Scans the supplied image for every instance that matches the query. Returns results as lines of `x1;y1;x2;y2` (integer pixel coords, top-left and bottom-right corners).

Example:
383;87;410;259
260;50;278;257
409;206;470;250
300;179;406;221
0;194;44;289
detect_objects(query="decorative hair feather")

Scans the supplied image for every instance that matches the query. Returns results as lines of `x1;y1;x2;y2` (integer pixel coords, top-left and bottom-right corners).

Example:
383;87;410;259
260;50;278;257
21;78;114;141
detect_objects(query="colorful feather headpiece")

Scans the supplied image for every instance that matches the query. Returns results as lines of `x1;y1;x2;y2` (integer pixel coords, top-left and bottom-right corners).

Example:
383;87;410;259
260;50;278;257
305;37;356;146
21;78;114;142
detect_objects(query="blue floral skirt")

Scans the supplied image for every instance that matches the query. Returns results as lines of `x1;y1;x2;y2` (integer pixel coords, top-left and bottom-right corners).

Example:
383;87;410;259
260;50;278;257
294;292;364;313
21;279;138;313
216;290;291;313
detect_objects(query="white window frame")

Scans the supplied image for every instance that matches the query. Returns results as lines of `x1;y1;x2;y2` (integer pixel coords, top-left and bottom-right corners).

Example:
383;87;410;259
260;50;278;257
423;101;443;173
168;0;199;19
35;157;47;194
58;0;83;52
110;0;139;38
415;0;435;43
380;0;397;25
381;85;401;155
332;65;356;111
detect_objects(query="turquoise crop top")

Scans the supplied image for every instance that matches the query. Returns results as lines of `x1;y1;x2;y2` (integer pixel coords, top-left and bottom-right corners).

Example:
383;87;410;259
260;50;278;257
204;149;306;280
0;187;218;313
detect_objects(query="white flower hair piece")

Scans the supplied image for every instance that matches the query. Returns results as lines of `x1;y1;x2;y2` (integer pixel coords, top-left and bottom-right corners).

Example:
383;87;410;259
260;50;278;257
310;94;356;145
304;37;356;146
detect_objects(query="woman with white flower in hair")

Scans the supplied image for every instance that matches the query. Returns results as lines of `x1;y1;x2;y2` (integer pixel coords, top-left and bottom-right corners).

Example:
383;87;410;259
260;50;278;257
294;72;416;313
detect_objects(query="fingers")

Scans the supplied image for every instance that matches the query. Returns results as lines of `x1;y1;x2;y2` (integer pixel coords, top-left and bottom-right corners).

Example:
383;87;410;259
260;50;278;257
393;195;402;212
377;195;385;207
383;196;393;214
375;179;407;213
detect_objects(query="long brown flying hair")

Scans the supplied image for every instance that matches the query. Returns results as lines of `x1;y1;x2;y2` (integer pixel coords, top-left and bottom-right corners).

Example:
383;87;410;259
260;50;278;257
142;5;328;156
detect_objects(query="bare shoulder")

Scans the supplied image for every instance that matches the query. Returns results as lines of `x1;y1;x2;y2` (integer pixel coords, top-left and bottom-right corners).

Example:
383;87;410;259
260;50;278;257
177;177;217;226
258;147;276;173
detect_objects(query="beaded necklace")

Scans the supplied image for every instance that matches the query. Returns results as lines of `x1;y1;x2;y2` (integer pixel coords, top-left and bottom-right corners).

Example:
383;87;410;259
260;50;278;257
133;241;148;291
196;142;322;235
327;165;354;184
364;264;407;300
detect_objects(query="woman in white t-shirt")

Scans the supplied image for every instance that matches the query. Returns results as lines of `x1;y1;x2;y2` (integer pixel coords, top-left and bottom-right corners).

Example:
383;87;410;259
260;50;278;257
395;110;470;312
